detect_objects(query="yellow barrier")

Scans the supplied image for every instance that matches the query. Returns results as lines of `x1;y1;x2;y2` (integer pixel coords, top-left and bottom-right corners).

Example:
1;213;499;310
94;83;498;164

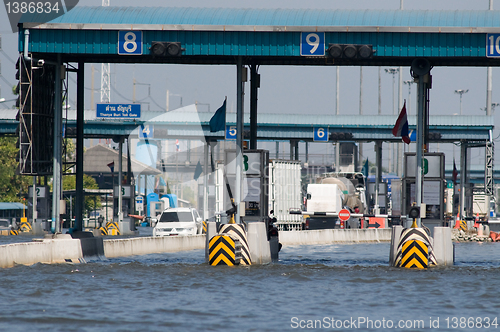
208;235;239;266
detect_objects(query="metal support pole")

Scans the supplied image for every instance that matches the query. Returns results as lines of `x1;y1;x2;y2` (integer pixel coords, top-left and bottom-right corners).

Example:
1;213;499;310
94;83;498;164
118;138;123;222
293;141;299;160
460;141;467;220
235;57;244;224
398;66;403;176
336;66;340;115
127;139;134;216
486;130;494;196
305;142;309;163
75;61;85;232
52;54;63;233
359;66;363;166
415;75;427;227
374;141;382;215
250;64;259;150
32;177;37;223
203;140;209;220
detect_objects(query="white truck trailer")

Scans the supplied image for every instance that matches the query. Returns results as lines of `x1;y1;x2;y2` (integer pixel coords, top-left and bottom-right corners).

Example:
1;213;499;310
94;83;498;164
268;160;303;230
214;159;303;230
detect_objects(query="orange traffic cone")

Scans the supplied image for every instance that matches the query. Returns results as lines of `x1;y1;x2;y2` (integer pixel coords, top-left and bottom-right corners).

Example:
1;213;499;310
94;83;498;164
454;213;460;229
474;213;480;228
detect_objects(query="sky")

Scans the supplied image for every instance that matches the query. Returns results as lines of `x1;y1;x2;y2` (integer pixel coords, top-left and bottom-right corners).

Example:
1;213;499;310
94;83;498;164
0;0;499;173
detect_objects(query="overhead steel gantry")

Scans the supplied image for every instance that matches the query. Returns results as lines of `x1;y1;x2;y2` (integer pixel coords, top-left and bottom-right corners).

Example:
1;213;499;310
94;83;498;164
17;6;500;229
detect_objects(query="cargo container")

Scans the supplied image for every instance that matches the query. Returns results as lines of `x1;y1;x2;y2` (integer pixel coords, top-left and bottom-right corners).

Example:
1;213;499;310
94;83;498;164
268;160;303;231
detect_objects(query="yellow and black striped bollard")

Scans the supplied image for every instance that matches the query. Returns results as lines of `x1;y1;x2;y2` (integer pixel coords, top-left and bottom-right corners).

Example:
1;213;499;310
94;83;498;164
208;234;242;266
218;224;251;265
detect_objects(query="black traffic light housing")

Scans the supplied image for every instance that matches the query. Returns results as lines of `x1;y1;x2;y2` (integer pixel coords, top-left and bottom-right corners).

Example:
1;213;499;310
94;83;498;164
327;43;373;59
409;206;420;219
150;41;185;57
428;132;442;141
329;132;353;141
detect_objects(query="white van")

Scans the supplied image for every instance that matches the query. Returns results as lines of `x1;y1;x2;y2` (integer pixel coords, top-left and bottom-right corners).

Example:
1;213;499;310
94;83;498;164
153;207;202;237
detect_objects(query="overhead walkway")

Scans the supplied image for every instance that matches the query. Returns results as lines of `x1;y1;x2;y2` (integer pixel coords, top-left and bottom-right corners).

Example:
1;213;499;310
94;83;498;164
0;107;493;142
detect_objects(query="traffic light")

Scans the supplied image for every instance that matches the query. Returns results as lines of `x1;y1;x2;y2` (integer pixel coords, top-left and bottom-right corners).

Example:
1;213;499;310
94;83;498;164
329;132;353;141
150;41;184;57
428;132;442;141
409;206;420;219
327;44;373;59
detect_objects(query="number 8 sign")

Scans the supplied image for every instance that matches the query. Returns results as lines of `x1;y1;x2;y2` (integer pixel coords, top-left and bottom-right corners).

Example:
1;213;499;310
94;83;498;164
118;31;143;55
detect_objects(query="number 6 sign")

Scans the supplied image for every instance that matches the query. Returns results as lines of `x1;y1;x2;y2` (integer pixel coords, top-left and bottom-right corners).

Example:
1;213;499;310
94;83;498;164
314;127;328;142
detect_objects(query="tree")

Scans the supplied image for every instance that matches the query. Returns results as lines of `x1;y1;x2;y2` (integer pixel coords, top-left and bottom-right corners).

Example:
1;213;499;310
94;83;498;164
0;137;31;202
62;174;101;217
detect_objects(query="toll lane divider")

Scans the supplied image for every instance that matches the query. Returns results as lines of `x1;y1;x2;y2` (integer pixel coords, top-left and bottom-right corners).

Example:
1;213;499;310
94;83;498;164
0;229;19;236
394;228;437;269
218;224;251;265
1;228;392;268
0;235;84;268
208;234;242;266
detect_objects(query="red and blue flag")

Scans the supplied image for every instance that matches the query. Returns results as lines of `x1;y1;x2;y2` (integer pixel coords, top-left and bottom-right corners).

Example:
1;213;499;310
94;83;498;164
392;101;410;144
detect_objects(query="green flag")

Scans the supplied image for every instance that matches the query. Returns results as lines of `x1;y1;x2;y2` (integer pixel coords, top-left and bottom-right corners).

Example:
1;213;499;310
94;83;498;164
362;158;369;177
194;160;203;180
209;98;226;132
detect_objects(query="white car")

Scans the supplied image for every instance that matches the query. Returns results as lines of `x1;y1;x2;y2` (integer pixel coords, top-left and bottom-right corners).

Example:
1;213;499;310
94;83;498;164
153;208;202;237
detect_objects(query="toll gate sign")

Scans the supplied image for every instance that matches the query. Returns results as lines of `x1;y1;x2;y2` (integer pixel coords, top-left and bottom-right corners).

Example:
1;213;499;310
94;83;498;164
96;104;141;118
300;32;325;56
118;31;143;55
487;33;500;57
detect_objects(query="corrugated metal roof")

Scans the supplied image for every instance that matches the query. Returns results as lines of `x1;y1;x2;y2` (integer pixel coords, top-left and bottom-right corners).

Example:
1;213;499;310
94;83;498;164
22;7;500;29
0;202;26;210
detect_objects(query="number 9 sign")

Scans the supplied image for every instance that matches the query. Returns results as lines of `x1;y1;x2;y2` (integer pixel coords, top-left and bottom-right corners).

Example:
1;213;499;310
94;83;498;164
301;32;325;56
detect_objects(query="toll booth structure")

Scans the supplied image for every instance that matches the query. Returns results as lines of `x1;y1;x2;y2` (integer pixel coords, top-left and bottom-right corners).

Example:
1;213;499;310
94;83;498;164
402;153;445;235
14;7;500;229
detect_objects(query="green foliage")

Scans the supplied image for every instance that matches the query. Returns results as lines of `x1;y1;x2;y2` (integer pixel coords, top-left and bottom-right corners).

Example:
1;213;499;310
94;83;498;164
62;174;101;215
182;185;196;206
0;137;31;202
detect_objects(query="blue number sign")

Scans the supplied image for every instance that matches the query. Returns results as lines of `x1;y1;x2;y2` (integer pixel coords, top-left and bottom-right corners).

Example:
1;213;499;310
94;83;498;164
226;125;237;140
139;124;154;139
487;33;500;57
313;127;328;142
118;31;143;55
301;32;325;56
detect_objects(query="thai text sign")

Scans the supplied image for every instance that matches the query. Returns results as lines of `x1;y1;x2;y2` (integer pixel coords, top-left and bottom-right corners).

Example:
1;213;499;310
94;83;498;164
96;104;141;118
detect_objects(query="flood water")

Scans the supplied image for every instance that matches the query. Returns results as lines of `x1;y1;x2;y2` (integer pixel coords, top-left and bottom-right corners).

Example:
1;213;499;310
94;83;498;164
1;238;500;331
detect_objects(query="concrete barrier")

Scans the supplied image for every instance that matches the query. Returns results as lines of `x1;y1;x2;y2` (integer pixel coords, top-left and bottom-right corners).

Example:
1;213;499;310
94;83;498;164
0;228;392;268
247;222;272;264
103;235;205;258
279;228;392;245
0;234;83;268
